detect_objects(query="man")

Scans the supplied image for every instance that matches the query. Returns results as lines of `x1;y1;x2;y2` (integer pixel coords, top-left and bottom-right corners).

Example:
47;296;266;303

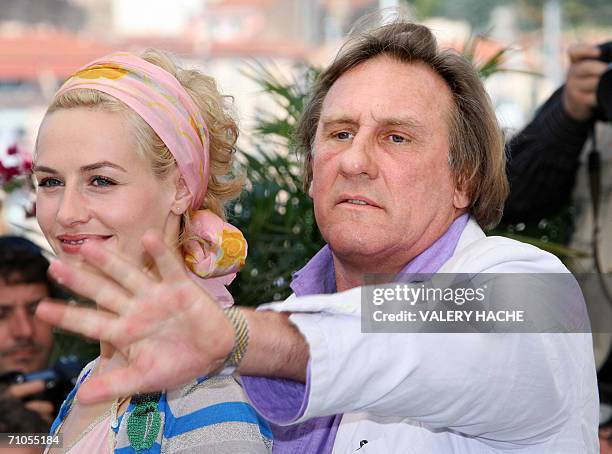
503;41;612;454
504;43;610;223
504;43;612;363
0;397;49;454
0;236;56;422
36;20;599;452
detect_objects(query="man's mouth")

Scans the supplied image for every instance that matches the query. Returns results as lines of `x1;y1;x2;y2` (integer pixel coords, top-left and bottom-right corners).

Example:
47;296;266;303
337;194;381;208
1;345;40;359
346;199;369;205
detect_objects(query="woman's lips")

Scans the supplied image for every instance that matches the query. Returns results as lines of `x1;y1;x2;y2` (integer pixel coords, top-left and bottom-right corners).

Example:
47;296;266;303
56;235;112;254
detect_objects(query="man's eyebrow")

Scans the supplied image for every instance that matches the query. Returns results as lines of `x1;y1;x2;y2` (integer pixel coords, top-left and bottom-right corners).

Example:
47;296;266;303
319;116;359;128
375;115;426;132
32;161;128;173
319;115;426;132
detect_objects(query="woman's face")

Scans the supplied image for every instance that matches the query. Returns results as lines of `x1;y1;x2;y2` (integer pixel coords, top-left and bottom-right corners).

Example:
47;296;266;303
34;108;181;271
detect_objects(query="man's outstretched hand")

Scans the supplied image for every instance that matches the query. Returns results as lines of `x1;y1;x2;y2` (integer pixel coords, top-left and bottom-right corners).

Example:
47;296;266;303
36;231;235;403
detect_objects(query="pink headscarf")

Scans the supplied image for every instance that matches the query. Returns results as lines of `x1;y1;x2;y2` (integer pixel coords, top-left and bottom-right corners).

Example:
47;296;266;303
55;52;247;306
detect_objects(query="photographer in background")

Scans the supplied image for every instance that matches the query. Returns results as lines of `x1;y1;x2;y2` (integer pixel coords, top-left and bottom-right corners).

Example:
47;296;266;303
0;236;57;423
504;42;612;445
0;397;49;453
504;42;610;222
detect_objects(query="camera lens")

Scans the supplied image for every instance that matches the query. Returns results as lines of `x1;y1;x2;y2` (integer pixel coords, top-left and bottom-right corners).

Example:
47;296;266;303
597;64;612;122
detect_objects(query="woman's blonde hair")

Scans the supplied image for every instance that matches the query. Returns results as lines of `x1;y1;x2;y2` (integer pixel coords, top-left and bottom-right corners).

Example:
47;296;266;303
43;49;243;243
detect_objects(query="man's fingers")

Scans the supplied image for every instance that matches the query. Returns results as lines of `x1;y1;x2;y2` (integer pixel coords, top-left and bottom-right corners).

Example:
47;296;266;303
36;301;120;344
569;59;608;79
48;260;130;315
143;231;188;282
571;75;605;93
7;380;46;399
79;241;154;296
567;43;601;62
24;400;55;423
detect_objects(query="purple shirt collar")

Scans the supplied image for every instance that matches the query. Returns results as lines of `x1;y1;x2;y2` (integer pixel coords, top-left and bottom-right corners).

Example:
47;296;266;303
290;213;469;297
243;213;470;454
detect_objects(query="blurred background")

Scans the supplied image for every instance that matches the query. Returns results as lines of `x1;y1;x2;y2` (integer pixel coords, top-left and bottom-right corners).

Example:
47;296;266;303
1;0;612;303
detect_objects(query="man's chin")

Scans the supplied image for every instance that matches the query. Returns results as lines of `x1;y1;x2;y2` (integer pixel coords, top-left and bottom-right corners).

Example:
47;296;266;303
2;355;46;374
328;240;387;263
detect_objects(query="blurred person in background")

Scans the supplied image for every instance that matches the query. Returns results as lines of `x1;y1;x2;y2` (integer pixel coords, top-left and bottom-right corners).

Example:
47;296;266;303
0;397;50;454
0;236;56;424
504;42;610;229
504;41;612;450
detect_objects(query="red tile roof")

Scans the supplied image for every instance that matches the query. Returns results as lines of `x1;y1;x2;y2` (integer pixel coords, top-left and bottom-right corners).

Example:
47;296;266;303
0;28;113;81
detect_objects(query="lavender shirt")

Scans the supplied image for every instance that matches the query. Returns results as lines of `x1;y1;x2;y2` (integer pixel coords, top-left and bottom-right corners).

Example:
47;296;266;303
243;214;469;453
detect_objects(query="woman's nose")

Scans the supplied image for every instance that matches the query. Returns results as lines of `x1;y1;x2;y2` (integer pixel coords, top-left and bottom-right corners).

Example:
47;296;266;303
56;185;90;227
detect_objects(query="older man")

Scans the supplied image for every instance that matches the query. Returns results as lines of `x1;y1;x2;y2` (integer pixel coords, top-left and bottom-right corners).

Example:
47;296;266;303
37;21;598;453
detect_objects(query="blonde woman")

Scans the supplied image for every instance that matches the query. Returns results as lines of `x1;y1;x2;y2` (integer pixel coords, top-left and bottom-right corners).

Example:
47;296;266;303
33;50;271;453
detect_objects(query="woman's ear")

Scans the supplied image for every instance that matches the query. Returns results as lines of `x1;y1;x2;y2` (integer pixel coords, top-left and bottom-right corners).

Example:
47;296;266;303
173;175;192;215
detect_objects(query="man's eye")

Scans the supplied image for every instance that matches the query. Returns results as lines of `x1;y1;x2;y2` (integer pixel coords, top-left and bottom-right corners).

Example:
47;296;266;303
0;308;11;320
389;134;409;144
37;177;62;187
91;176;116;187
26;302;40;316
334;131;353;140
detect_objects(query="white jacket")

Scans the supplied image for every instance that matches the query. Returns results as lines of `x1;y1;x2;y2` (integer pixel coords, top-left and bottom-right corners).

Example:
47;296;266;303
262;218;599;453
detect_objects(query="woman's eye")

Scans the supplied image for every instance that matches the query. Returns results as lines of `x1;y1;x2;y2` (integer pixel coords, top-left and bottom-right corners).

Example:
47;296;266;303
91;176;115;187
37;177;62;187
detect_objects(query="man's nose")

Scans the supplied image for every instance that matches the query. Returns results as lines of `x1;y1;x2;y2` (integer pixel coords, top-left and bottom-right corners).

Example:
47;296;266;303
57;185;90;226
10;308;34;339
338;134;378;179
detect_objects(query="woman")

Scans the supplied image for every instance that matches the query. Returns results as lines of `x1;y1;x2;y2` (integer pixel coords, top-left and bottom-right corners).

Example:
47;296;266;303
33;50;272;452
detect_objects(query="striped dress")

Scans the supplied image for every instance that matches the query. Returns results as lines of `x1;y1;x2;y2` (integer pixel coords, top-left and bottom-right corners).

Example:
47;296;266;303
49;359;272;453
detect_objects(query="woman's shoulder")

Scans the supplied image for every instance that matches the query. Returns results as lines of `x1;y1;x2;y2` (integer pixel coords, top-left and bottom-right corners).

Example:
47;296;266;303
159;375;272;452
48;357;100;436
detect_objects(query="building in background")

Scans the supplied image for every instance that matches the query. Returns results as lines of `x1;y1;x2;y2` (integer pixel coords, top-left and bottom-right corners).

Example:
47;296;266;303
1;0;612;238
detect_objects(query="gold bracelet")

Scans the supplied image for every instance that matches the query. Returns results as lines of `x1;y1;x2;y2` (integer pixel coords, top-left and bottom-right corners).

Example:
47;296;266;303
218;306;249;375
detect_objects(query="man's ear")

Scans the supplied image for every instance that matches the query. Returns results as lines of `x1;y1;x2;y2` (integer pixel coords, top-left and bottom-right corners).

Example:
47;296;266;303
453;184;470;210
173;175;193;214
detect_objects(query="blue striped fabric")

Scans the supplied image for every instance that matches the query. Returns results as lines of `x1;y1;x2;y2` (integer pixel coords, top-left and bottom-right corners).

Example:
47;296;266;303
49;359;272;453
166;401;274;439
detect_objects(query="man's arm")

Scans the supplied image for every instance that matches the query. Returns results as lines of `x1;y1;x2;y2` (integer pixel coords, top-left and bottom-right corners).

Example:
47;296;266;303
503;44;607;223
34;232;596;444
239;310;309;382
239;240;596;446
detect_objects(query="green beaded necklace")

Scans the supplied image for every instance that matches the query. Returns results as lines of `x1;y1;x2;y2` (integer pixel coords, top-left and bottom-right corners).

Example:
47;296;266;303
126;392;162;451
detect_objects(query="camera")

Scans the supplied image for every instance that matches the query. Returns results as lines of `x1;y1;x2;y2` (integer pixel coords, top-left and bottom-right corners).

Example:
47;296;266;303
0;355;82;414
596;41;612;122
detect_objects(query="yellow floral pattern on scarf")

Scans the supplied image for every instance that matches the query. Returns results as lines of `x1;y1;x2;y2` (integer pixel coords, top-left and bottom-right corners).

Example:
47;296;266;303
74;64;129;80
216;229;247;270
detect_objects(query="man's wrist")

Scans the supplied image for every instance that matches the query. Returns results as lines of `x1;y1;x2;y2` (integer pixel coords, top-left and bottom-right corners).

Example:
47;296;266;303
238;310;309;382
